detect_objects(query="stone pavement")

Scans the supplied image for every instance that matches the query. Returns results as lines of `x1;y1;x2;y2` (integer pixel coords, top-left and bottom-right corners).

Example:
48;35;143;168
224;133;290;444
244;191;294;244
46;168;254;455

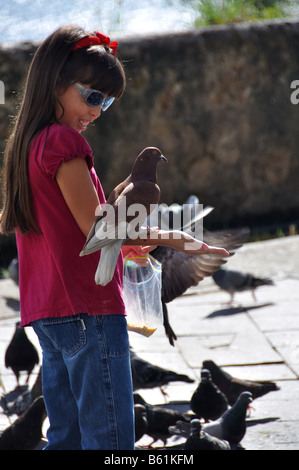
0;235;298;450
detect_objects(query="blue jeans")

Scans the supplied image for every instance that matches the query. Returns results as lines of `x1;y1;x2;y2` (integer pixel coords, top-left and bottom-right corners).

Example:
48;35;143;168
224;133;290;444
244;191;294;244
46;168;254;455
32;313;134;450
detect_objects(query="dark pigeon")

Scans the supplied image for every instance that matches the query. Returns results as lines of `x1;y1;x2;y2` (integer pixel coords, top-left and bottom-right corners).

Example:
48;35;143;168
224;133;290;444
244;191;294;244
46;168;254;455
130;349;194;394
5;322;39;386
133;393;190;447
80;147;167;285
203;359;279;406
190;369;228;422
134;404;148;442
0;396;47;450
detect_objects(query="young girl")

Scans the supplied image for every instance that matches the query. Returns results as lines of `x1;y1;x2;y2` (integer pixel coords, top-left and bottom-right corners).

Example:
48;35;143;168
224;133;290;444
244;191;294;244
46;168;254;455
0;25;228;450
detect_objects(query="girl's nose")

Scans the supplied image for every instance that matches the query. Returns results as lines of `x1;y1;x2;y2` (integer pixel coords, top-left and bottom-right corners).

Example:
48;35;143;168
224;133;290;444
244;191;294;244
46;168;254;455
89;106;101;119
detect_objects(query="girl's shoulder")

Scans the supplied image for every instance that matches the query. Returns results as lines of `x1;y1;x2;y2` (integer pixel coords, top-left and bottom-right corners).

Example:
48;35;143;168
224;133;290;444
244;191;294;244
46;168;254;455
46;124;92;155
32;124;94;177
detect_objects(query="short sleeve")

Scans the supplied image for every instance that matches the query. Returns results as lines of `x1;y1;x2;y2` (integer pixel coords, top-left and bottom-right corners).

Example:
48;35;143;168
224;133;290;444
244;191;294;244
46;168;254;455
40;124;94;178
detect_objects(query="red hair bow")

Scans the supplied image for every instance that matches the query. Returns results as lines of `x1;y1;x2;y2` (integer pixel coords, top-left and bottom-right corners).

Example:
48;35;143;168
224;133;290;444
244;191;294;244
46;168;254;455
72;31;118;56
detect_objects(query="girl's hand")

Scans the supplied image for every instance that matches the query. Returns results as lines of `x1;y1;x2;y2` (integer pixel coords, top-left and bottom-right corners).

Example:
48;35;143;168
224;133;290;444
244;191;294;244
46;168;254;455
121;244;157;266
123;227;230;258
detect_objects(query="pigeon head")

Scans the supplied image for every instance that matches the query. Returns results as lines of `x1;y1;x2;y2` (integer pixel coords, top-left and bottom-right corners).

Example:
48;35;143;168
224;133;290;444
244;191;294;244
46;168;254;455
200;369;212;382
202;360;224;377
229;392;253;420
190;419;202;436
131;147;167;182
239;391;253;405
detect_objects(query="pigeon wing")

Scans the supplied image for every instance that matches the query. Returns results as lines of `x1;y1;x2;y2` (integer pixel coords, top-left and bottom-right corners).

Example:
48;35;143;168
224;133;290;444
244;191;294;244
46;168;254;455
152;228;249;303
153;246;226;303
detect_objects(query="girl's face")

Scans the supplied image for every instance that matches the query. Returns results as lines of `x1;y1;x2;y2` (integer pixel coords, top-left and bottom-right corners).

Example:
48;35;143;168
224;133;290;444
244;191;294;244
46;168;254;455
56;83;101;133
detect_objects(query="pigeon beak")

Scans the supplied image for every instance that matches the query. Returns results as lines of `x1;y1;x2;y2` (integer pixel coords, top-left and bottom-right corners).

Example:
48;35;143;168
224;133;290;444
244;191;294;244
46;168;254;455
159;154;168;163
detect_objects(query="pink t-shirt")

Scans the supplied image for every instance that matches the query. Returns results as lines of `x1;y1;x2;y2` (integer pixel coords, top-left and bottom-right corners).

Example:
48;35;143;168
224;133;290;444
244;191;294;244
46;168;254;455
16;124;126;327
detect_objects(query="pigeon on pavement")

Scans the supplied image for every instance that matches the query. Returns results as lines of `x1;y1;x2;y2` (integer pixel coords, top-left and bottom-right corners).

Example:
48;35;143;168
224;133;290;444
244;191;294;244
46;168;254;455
212;267;274;303
184;419;230;450
170;391;252;445
145;405;190;447
80;147;167;286
202;391;252;444
202;360;279;406
134;404;148;442
130;349;194;394
190;369;228;422
0;396;47;450
5;322;39;386
133;394;191;447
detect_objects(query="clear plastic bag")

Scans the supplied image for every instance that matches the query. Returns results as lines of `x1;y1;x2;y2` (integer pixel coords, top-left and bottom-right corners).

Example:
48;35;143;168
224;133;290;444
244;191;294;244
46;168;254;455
123;254;163;337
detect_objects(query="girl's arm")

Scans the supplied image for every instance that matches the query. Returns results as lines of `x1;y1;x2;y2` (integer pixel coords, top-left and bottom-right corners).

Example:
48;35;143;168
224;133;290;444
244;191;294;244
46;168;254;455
123;229;229;257
56;158;99;237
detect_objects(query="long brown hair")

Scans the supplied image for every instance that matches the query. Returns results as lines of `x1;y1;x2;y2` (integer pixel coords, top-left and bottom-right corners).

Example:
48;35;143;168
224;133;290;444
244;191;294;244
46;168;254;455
0;25;126;234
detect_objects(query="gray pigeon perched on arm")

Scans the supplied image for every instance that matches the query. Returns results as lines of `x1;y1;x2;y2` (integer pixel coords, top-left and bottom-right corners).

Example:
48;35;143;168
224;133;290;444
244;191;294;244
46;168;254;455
212;267;274;303
202;359;279;406
80;147;167;285
190;369;228;422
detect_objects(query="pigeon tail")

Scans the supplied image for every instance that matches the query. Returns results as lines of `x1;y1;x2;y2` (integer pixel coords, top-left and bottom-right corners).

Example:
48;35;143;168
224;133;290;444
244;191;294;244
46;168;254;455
251;276;274;288
203;359;279;405
80;219;127;256
95;239;124;286
165;372;194;384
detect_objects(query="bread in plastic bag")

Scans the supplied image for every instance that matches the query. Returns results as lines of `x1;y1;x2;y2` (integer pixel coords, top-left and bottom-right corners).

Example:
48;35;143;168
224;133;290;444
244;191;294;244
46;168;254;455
123;254;163;337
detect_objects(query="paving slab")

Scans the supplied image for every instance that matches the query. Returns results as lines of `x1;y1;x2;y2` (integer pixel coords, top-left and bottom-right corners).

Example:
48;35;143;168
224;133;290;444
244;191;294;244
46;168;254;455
242;420;299;450
223;235;299;281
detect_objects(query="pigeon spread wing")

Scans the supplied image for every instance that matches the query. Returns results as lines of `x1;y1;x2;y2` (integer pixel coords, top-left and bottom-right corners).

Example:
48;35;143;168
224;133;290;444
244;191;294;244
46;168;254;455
152;228;249;304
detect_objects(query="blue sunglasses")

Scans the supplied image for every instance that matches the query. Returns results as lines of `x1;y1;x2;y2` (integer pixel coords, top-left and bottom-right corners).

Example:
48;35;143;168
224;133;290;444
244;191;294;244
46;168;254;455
73;83;115;111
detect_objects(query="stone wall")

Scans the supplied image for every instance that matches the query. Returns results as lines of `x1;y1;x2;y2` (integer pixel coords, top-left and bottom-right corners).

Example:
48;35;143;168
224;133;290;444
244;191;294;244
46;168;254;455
1;20;299;232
